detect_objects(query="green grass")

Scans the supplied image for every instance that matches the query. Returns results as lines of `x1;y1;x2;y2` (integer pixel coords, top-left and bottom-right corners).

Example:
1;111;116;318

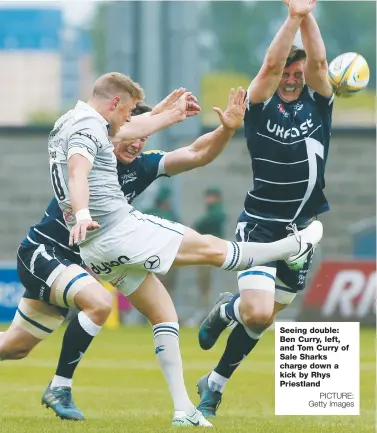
0;326;374;432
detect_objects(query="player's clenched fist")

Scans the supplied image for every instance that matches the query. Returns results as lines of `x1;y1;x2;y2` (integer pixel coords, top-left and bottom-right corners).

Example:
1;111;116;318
69;219;100;246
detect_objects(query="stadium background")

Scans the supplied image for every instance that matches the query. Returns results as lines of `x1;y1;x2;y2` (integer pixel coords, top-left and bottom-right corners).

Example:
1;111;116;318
0;2;375;432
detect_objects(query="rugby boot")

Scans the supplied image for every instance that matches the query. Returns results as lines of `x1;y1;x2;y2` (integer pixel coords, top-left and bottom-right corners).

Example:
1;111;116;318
172;408;213;427
198;292;233;350
41;382;84;421
196;374;222;418
285;220;323;271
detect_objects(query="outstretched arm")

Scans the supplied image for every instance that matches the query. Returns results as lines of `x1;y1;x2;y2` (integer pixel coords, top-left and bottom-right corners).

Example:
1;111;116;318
119;110;182;139
163;126;234;176
248;0;315;104
115;89;200;139
300;13;333;97
163;88;247;176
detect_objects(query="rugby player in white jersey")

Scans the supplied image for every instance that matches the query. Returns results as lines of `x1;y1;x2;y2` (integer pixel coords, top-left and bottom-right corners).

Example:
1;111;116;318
42;69;321;426
1;84;217;425
0;85;247;425
0;71;318;425
56;72;322;302
2;88;248;427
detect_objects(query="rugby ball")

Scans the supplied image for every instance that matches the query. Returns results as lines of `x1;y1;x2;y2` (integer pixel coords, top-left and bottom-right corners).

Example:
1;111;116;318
328;52;370;97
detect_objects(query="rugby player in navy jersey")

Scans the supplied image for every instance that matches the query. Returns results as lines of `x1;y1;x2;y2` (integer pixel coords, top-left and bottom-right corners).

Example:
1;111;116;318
197;0;334;417
0;87;250;425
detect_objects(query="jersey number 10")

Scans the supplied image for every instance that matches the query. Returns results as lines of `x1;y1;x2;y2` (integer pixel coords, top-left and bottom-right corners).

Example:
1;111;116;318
51;162;66;201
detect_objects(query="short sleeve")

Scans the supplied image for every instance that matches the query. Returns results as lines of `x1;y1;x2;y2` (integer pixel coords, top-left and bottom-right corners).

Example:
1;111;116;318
307;87;335;111
141;150;169;180
244;84;275;130
68;116;108;165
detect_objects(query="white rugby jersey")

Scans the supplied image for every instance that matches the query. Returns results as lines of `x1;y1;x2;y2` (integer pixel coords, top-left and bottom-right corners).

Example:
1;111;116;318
48;100;132;242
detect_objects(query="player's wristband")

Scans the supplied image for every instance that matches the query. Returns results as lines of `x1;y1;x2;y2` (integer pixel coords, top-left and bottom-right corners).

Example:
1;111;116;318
75;208;92;222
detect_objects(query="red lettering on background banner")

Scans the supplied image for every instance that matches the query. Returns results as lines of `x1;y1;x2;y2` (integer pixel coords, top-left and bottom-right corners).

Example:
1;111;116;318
303;261;376;319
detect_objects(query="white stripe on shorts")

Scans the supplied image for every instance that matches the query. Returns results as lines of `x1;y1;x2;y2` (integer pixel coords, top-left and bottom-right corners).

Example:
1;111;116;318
30;245;44;274
30;244;53;274
46;263;66;286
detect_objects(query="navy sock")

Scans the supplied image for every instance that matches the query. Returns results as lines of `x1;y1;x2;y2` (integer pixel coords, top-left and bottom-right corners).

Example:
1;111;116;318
214;323;259;379
224;293;240;322
55;314;94;380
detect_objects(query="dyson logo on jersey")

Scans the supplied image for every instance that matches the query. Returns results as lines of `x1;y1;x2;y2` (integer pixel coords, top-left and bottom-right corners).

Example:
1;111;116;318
90;255;130;275
267;118;314;139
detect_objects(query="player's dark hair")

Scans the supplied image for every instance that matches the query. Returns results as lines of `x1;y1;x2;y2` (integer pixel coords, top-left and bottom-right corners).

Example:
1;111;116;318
286;45;307;67
131;102;152;116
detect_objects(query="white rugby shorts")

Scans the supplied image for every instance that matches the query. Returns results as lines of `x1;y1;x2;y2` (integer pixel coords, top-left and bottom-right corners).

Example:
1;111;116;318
80;209;185;296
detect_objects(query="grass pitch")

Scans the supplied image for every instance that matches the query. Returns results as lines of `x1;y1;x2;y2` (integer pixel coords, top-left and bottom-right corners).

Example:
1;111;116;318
0;325;374;433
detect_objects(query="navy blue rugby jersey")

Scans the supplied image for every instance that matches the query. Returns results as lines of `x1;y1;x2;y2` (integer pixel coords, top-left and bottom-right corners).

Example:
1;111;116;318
244;85;334;223
22;150;168;254
117;150;168;203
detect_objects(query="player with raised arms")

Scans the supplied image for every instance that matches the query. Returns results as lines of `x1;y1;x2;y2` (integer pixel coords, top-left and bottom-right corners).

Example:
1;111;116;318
196;0;335;417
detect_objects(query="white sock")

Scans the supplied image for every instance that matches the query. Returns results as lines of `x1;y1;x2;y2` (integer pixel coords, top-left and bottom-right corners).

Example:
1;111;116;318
221;238;300;271
51;375;72;388
153;322;195;415
77;311;102;336
208;371;228;393
232;297;243;323
220;304;231;323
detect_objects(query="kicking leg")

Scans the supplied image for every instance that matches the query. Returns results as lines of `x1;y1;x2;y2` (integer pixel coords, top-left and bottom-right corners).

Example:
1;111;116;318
127;272;212;427
173;221;322;271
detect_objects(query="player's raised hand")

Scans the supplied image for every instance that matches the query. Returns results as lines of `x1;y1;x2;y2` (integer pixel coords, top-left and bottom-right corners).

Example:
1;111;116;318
69;220;100;246
213;87;247;131
174;91;201;122
185;93;201;118
288;0;316;18
151;88;186;115
152;88;200;117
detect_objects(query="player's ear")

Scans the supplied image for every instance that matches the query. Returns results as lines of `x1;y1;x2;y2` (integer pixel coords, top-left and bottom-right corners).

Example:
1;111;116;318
111;96;121;111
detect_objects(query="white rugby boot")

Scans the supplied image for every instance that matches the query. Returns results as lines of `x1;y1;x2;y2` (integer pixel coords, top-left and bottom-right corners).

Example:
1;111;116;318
285;220;323;270
172;408;213;427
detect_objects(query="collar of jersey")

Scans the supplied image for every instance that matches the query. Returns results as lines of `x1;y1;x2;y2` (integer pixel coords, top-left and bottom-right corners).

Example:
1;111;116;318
75;100;109;129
